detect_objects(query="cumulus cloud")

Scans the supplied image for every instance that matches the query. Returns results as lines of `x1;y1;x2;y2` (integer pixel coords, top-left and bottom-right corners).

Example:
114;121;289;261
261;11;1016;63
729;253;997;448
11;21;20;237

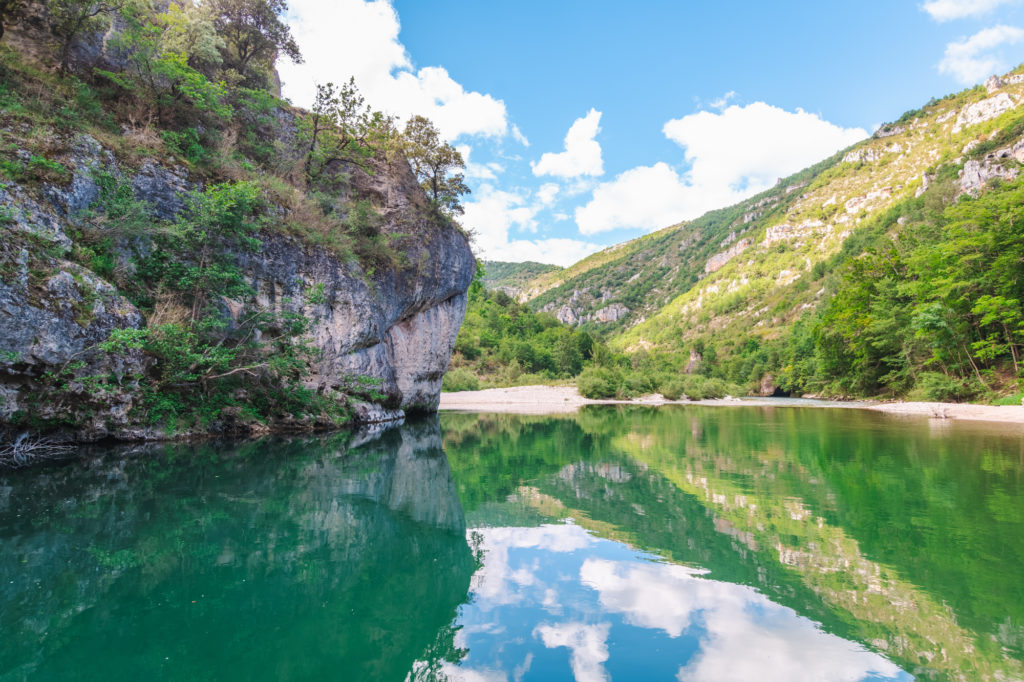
575;163;695;235
280;0;508;140
534;622;611;682
938;25;1024;83
531;109;605;178
536;183;560;206
575;103;867;235
462;185;604;265
922;0;1017;21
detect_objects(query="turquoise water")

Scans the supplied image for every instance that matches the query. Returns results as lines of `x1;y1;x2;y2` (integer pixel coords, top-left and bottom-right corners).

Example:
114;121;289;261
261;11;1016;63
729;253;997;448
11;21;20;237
2;405;1023;680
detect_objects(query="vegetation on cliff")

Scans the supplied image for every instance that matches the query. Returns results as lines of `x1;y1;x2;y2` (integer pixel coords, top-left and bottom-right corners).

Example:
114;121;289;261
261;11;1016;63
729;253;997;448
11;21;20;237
0;0;472;446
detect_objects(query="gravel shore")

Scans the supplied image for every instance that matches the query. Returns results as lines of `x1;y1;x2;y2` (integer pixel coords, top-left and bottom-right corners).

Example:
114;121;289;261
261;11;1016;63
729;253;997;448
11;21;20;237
439;385;1024;424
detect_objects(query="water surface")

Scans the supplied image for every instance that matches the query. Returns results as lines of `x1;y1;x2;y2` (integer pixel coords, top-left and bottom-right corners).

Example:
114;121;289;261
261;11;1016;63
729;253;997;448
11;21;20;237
1;405;1022;680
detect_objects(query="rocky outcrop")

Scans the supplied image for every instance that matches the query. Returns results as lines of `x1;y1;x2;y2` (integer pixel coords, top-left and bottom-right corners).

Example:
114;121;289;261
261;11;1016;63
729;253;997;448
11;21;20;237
959;139;1024;196
706;238;751;273
0;242;147;439
594;303;629;323
953;93;1018;133
0;128;473;439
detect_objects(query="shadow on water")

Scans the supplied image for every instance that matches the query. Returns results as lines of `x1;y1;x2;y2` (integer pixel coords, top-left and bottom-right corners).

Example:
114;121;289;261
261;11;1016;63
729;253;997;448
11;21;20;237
0;418;475;682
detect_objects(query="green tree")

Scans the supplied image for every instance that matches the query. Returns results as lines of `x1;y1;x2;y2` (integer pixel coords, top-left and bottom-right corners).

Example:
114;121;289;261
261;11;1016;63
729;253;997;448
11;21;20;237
302;78;387;183
401;115;470;216
209;0;301;83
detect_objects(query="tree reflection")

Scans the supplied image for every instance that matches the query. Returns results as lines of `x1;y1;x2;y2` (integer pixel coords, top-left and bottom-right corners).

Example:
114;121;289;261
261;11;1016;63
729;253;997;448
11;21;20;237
0;418;475;681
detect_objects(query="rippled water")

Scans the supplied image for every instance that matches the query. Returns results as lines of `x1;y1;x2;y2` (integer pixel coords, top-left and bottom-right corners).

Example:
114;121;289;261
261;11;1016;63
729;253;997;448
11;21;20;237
1;405;1022;680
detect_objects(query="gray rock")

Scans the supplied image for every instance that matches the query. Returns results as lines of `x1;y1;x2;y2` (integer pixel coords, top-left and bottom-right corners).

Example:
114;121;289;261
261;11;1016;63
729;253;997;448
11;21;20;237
131;159;192;219
0;243;147;441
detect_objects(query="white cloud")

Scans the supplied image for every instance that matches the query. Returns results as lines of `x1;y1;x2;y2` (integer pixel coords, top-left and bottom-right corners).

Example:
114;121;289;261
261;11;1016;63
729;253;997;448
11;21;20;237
531;109;605;178
575;163;695;235
512;124;531;147
709;91;737;111
536;183;560;206
281;0;508;140
534;622;611;682
575;103;867;235
938;25;1024;83
922;0;1017;21
457;145;504;180
462;185;604;265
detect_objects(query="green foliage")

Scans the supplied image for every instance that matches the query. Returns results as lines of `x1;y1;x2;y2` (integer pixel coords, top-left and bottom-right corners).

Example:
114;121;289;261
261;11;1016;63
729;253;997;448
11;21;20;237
768;177;1024;400
161;127;210;165
447;280;600;388
209;0;301;86
442;367;480;392
576;366;621;398
47;0;124;73
480;260;562;293
401;115;470;217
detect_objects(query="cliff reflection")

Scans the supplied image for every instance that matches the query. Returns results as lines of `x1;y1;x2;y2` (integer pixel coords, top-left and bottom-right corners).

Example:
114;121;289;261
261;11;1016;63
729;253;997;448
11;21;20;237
0;418;474;682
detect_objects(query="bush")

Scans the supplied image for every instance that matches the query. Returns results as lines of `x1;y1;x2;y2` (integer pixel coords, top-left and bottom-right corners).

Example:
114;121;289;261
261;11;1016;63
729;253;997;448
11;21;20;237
442;368;480;392
659;377;686;400
914;372;982;402
577;366;620;399
620;370;656;398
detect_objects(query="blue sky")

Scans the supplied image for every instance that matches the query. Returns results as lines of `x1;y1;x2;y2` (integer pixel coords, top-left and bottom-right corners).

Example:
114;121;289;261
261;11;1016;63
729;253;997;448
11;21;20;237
279;1;1024;265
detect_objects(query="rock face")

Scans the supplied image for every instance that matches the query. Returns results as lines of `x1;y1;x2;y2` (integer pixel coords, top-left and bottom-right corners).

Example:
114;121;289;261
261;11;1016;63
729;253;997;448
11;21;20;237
953;93;1018;133
959;139;1024;196
706;238;751;273
0;128;474;439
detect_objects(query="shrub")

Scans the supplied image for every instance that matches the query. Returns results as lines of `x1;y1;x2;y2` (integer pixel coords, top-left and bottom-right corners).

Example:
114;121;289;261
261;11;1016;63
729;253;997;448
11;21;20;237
442;368;480;392
914;372;982;402
577;366;620;399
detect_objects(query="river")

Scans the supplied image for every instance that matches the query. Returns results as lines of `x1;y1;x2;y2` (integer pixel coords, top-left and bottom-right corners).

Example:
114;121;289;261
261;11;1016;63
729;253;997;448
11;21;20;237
1;405;1022;680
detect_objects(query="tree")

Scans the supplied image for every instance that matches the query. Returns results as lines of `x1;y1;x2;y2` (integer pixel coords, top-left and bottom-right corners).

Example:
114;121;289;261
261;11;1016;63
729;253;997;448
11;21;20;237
0;0;27;42
47;0;125;74
401;115;470;216
160;1;225;70
99;3;230;124
303;78;370;182
209;0;301;81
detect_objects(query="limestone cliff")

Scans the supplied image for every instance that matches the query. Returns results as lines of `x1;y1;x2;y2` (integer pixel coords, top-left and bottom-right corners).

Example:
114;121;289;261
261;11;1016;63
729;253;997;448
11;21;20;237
0;129;474;441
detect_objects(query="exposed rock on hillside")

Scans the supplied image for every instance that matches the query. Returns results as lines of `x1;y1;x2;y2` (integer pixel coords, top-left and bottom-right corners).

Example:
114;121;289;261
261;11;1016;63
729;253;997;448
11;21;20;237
706;238;752;273
953;93;1018;133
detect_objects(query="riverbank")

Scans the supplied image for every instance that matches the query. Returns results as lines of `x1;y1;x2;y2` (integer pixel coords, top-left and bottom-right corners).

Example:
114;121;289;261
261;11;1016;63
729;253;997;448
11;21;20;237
439;385;1024;424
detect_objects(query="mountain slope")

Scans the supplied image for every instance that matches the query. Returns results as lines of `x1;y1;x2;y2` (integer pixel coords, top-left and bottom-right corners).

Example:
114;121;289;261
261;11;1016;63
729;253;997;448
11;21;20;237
515;70;1024;400
481;260;561;297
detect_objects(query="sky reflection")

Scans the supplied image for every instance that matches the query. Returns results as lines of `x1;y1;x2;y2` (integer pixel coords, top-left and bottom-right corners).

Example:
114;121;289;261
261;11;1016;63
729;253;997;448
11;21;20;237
442;522;911;682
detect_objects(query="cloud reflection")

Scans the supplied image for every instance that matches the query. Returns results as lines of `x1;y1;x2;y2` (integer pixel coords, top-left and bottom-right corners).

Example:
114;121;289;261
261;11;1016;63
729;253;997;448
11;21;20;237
444;523;908;682
580;558;904;682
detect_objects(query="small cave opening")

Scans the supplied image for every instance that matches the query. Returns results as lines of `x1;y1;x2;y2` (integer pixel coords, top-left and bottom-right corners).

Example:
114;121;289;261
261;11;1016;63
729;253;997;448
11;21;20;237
771;387;791;398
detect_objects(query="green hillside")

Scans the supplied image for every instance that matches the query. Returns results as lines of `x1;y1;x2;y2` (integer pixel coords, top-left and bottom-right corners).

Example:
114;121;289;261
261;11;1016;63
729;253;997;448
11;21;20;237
480;260;561;295
502;70;1024;402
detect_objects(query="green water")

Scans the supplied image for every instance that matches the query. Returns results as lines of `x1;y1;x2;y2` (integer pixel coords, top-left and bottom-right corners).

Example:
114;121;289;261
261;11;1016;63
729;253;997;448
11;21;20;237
1;405;1023;680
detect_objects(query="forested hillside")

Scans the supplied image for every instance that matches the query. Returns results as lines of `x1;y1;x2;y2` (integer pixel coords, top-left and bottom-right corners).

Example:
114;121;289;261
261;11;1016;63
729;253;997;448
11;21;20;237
479;260;560;297
463;70;1024;403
